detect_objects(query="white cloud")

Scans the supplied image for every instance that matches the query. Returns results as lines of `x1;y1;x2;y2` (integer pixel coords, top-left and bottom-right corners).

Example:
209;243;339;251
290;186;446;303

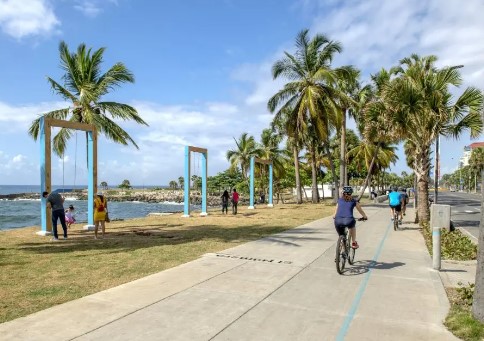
73;0;118;18
0;0;60;39
0;100;69;132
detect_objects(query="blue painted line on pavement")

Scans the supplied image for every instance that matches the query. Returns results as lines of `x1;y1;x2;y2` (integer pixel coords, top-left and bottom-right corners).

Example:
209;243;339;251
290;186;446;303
335;220;392;341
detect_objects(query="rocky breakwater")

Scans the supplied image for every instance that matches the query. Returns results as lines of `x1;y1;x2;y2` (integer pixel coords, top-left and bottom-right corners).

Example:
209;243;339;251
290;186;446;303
0;193;40;200
77;189;247;206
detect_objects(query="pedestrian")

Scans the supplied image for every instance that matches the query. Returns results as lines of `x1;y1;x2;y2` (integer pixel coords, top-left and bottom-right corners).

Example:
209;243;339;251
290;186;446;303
42;191;68;241
221;190;230;214
65;204;76;228
94;192;108;239
232;188;239;215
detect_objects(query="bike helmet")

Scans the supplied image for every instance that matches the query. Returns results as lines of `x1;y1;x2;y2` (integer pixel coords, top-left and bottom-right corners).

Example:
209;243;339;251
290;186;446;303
342;186;353;195
391;185;398;191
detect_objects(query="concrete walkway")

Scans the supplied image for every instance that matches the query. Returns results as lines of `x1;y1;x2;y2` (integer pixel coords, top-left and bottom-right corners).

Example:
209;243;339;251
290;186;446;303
0;205;458;340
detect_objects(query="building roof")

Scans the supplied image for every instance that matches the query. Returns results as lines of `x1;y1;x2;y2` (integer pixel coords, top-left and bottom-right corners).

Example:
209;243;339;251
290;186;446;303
469;142;484;149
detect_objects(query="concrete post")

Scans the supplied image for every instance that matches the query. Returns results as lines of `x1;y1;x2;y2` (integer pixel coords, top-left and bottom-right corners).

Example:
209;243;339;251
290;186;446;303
39;117;49;235
248;156;255;209
432;227;441;270
87;131;94;226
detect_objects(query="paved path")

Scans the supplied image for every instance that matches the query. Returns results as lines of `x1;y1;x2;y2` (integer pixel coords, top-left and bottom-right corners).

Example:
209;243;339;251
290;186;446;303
0;206;457;340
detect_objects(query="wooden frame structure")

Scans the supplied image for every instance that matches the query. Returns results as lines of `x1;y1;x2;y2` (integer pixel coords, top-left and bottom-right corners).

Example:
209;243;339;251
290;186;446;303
182;145;208;217
248;156;273;209
38;117;97;235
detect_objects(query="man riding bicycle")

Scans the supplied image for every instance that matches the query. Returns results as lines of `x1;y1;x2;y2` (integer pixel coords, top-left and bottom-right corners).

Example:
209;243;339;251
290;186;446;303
333;186;368;249
388;186;404;223
398;187;409;216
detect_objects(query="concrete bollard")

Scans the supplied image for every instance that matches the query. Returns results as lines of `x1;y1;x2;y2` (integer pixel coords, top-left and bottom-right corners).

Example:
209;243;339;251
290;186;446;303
432;227;441;270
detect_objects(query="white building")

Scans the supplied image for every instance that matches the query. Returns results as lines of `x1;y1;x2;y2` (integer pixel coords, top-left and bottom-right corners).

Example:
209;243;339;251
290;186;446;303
459;142;484;168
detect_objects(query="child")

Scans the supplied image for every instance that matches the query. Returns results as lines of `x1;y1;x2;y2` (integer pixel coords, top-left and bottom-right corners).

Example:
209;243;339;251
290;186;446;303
65;204;76;228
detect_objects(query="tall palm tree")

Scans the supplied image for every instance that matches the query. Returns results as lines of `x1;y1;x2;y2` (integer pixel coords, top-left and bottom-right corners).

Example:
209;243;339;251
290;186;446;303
257;129;287;188
385;54;483;223
334;67;362;187
226;132;260;180
29;41;148;156
268;29;352;203
354;69;400;200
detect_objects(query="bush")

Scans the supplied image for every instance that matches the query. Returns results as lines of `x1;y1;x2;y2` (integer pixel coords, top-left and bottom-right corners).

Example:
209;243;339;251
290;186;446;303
421;223;477;261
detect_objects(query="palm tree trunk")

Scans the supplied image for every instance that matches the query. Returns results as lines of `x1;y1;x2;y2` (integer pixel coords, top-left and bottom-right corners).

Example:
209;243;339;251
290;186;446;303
311;144;318;203
293;146;303;204
357;144;380;201
324;144;338;203
415;145;431;224
472;169;484;322
340;110;347;187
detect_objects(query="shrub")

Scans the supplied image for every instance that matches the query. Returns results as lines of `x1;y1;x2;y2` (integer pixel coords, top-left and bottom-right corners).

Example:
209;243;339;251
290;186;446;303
421;223;477;261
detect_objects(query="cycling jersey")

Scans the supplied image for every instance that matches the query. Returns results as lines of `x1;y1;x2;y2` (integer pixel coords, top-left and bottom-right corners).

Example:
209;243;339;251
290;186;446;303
388;192;401;206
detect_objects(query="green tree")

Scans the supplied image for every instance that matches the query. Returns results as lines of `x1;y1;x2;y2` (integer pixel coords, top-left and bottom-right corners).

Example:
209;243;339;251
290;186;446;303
28;41;148;157
226;132;260;180
385;54;483;223
118;179;131;189
268;29;352;203
178;176;184;189
168;180;178;190
100;181;108;190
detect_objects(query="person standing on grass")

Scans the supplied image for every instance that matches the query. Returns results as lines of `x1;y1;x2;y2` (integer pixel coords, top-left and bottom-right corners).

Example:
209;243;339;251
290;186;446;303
43;191;68;241
221;190;230;214
232;188;239;215
94;193;108;239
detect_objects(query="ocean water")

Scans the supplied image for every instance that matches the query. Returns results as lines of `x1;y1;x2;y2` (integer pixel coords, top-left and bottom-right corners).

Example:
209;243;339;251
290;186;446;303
0;185;193;231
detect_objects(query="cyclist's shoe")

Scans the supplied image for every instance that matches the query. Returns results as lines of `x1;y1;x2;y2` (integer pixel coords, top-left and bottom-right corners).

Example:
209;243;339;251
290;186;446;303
399;219;402;225
351;241;359;249
403;213;406;216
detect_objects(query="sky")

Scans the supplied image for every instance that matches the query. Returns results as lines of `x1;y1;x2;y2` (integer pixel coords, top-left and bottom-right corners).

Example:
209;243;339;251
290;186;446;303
0;0;483;186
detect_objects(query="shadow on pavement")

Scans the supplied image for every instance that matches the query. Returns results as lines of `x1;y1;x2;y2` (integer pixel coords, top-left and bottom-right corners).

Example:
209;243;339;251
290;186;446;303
342;260;405;276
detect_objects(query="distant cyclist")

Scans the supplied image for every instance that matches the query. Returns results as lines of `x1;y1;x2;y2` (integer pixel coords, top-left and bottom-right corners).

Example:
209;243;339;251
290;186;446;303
398;187;409;216
388;186;404;223
333;186;368;249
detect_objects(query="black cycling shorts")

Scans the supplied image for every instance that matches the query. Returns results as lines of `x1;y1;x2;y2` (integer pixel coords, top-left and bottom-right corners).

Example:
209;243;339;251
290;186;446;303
390;204;402;212
334;217;356;236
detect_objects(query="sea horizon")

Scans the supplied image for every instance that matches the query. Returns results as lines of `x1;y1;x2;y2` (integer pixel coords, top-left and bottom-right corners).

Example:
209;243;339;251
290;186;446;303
0;184;170;196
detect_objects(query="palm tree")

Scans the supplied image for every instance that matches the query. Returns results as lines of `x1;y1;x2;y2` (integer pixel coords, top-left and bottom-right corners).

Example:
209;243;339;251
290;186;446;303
469;147;484;192
28;41;148;157
385;54;483;223
353;69;400;200
169;180;178;190
226;132;260;180
178;176;184;190
257;129;287;196
268;29;352;203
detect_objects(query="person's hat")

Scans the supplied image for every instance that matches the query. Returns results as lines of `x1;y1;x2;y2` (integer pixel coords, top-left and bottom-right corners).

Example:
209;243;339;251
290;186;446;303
69;205;74;209
96;192;103;196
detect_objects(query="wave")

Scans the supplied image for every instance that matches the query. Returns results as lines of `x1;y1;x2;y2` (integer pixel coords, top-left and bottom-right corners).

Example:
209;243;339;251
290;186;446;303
160;201;184;205
14;198;41;201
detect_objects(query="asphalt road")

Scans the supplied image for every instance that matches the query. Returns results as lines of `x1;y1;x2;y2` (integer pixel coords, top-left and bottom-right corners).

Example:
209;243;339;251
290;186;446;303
432;191;482;241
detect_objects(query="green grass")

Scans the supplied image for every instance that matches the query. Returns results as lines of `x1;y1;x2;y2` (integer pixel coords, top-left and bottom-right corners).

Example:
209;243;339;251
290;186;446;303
422;224;477;260
445;287;484;341
0;203;333;323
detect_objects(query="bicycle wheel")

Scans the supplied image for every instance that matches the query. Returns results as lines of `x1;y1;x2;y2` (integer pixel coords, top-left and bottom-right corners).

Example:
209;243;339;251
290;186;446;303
347;233;356;265
335;235;346;274
393;213;398;231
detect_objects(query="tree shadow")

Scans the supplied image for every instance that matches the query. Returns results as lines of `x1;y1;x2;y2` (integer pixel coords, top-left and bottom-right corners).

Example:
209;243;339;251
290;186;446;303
16;222;327;255
342;260;406;276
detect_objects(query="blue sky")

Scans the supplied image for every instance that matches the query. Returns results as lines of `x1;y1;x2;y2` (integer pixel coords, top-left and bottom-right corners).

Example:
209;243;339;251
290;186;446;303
0;0;483;186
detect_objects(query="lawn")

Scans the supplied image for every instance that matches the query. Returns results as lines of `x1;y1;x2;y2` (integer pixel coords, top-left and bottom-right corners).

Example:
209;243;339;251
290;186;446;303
0;203;333;323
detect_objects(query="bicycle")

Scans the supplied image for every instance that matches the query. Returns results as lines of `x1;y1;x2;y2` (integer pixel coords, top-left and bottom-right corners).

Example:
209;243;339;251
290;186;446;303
335;218;367;274
393;209;399;231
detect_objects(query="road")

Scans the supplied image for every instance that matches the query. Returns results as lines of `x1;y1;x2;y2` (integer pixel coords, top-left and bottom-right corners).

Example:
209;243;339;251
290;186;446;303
433;191;482;241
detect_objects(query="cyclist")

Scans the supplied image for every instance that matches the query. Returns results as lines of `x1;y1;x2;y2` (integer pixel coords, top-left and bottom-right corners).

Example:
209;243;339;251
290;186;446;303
388;186;404;223
333;186;368;249
399;187;409;216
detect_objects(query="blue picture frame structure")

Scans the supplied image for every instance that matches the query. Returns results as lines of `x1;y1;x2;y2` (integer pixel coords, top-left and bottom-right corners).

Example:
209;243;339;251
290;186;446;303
182;145;208;217
38;117;97;235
